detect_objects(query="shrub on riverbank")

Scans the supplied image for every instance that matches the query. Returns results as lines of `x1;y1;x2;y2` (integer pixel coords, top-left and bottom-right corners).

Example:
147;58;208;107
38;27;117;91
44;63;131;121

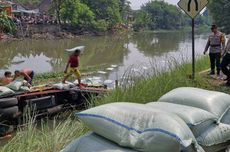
0;12;16;35
2;56;230;152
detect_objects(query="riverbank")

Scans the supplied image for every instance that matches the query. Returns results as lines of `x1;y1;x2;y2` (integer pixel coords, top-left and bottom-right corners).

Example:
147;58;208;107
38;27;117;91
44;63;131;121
0;23;130;41
137;25;210;34
1;56;230;152
0;24;210;41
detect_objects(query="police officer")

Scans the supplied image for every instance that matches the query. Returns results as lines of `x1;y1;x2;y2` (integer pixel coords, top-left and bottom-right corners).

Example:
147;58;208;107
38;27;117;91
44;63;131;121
221;35;230;86
203;24;225;76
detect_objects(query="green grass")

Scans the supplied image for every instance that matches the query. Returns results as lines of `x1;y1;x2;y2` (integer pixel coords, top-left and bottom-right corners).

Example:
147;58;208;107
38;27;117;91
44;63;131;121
94;56;219;106
1;117;88;152
1;56;230;152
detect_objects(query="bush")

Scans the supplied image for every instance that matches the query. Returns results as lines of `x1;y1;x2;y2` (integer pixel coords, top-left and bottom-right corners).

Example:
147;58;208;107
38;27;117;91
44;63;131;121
92;20;108;32
0;12;17;34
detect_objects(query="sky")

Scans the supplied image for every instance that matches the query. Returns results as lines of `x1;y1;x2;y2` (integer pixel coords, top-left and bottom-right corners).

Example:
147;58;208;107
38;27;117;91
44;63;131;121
129;0;179;10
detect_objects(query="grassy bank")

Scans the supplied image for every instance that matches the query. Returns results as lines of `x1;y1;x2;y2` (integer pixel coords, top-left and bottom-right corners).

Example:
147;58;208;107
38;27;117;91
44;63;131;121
137;25;210;34
1;56;230;152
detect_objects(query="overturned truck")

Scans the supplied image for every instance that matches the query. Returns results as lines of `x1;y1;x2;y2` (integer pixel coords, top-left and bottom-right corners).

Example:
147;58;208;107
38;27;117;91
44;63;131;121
0;83;107;136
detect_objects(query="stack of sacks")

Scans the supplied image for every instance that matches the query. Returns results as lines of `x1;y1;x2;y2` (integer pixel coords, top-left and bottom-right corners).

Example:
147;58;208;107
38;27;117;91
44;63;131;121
158;87;230;152
62;102;204;152
62;87;230;152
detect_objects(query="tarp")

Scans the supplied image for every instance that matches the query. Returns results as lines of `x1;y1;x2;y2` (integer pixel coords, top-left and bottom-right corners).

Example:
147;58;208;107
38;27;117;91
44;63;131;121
12;9;39;14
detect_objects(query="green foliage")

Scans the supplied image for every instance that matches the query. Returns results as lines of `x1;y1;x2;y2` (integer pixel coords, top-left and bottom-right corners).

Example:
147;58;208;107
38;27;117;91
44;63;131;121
133;1;189;31
208;0;230;33
0;12;16;34
1;117;87;152
119;0;131;22
91;19;108;32
132;10;149;31
133;1;211;32
51;0;124;31
95;57;212;105
81;0;122;29
60;0;95;28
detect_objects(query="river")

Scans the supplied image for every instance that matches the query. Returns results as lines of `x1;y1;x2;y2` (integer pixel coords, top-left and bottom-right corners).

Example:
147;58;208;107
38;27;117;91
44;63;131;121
0;31;208;82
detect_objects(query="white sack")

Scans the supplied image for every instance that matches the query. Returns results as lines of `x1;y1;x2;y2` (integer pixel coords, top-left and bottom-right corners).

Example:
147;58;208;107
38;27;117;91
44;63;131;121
146;102;217;137
76;102;204;152
7;80;23;91
158;87;230;119
52;82;75;90
0;86;15;97
197;123;230;152
220;109;230;125
61;133;137;152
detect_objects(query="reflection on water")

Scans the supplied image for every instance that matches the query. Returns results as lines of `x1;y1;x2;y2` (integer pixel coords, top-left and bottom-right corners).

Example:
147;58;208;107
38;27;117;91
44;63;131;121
0;31;208;80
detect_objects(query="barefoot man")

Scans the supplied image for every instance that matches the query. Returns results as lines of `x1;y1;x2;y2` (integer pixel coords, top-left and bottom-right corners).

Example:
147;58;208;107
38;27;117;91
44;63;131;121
14;68;34;85
62;49;82;88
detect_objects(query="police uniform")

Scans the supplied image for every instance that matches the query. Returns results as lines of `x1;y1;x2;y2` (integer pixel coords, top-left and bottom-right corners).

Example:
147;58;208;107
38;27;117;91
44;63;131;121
204;31;225;75
221;38;230;85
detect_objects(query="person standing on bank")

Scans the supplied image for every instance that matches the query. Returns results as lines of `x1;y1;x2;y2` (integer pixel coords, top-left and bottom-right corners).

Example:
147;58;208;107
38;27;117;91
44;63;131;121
221;36;230;86
62;49;82;88
203;24;225;76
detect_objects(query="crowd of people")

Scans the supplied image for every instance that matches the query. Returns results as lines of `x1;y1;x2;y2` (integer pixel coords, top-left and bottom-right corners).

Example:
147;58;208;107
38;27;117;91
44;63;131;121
13;14;57;26
203;24;230;86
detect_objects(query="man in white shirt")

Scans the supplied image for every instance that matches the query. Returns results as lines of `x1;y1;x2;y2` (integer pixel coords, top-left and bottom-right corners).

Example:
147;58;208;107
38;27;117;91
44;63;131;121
204;24;225;76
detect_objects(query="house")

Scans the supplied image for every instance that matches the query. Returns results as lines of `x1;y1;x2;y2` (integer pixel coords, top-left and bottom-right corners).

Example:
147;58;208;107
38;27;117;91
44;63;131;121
0;1;12;16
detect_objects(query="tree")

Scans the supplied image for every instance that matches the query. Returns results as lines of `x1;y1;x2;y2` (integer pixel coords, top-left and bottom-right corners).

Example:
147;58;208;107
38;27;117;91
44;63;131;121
119;0;131;22
133;1;188;31
60;0;95;29
81;0;122;29
208;0;230;33
51;0;65;25
0;12;16;34
132;10;150;31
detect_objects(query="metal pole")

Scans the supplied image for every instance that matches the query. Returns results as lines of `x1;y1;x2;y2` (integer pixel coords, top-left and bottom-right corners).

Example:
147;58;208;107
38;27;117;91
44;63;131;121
192;18;195;79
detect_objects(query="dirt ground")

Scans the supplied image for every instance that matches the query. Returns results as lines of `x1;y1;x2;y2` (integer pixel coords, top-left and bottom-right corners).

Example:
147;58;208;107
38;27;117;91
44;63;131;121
199;69;230;94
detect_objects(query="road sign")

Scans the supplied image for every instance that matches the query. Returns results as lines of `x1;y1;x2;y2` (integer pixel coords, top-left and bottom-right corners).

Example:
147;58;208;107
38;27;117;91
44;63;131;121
178;0;208;19
178;0;209;79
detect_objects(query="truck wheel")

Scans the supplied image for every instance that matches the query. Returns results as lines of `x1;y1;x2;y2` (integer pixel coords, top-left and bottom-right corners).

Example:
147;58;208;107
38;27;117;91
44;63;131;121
0;98;18;108
0;106;19;118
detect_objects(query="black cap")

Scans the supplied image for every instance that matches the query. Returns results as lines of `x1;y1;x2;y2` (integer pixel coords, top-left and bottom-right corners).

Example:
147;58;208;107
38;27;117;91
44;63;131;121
211;24;217;29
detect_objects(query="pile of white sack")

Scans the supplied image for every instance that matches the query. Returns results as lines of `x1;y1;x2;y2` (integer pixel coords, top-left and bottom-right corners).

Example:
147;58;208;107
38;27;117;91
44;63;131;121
61;87;230;152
